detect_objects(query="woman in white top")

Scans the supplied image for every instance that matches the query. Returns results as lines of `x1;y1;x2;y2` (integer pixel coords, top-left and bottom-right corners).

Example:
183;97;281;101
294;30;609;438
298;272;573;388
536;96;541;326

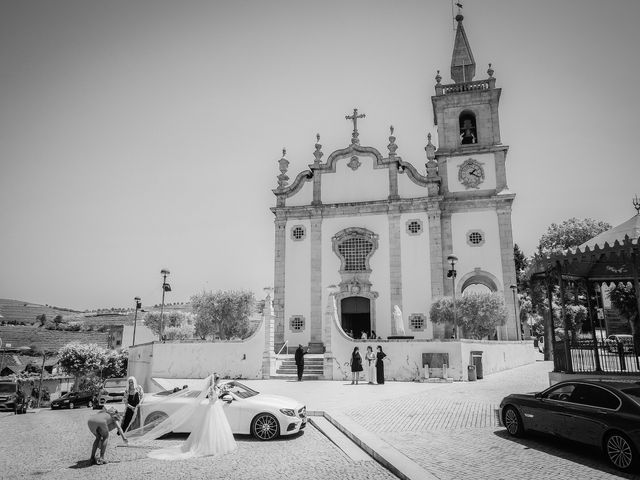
365;346;376;384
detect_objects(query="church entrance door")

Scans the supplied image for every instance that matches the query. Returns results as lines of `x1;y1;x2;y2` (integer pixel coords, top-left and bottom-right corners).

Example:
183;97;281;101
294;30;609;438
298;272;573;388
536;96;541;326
340;296;371;339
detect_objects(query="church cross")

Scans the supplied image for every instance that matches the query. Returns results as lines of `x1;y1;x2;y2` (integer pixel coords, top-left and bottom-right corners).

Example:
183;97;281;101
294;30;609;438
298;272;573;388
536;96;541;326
345;108;366;145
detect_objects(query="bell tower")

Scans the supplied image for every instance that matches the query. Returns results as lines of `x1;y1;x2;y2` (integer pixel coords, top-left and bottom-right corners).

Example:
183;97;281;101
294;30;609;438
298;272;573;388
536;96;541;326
430;10;519;340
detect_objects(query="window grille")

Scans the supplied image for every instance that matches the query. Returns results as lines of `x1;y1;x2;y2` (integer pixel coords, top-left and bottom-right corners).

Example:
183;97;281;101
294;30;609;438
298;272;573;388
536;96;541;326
291;225;306;241
338;237;373;271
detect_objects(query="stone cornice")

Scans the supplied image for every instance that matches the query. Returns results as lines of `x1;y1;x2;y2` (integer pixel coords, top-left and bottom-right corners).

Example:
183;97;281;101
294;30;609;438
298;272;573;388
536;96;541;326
435;144;509;158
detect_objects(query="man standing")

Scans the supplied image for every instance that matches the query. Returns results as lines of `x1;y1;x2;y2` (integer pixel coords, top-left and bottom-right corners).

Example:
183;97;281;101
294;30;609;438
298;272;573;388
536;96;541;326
294;344;307;381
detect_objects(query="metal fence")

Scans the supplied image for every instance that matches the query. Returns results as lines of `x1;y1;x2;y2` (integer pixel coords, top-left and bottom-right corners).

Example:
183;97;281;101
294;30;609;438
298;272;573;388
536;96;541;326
553;339;640;374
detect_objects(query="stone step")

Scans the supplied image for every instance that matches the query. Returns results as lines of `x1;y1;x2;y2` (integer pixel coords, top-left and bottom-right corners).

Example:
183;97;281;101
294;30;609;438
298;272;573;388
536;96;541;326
270;374;321;380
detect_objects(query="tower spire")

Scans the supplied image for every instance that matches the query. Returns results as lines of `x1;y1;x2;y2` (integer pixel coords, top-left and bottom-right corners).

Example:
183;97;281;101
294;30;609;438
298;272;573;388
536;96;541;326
450;7;476;83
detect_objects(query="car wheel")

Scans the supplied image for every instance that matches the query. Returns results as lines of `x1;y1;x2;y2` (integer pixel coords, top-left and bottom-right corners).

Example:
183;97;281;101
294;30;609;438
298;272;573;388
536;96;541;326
605;431;636;472
144;411;169;427
69;402;75;409
503;406;525;437
251;413;280;441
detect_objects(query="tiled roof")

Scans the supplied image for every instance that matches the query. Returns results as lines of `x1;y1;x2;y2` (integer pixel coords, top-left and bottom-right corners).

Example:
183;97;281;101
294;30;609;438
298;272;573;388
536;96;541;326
0;326;109;352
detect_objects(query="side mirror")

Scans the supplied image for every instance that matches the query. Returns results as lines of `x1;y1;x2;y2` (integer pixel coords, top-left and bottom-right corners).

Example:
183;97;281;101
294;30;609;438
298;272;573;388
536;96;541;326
534;392;542;399
221;394;233;403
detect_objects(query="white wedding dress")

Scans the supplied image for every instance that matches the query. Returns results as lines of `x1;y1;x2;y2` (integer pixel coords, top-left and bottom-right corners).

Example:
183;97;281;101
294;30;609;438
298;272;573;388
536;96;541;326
127;376;237;460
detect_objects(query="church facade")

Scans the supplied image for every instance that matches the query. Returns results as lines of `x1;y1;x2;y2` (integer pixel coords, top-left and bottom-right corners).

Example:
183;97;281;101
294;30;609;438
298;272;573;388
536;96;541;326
271;14;518;353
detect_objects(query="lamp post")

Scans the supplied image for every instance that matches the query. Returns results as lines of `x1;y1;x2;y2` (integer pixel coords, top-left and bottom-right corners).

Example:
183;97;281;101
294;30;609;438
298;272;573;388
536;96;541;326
132;296;142;346
510;284;521;340
159;269;171;341
447;254;458;339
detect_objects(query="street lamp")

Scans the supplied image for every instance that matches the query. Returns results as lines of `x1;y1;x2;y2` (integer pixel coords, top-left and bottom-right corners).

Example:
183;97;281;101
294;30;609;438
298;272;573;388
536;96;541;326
132;296;142;346
159;269;171;341
447;254;458;339
510;284;521;340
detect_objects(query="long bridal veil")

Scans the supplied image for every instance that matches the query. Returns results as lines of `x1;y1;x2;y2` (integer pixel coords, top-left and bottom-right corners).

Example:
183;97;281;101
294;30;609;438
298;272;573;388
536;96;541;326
125;375;213;446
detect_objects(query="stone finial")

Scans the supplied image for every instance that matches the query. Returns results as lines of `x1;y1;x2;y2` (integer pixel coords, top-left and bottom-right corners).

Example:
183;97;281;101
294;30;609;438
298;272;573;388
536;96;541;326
487;63;494;77
387;125;398;157
277;148;290;189
435;70;442;84
424;132;436;162
633;194;640;215
313;133;323;164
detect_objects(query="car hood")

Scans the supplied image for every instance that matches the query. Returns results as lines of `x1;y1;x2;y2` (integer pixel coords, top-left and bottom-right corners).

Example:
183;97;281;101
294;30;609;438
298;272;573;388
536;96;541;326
245;394;304;410
501;392;536;404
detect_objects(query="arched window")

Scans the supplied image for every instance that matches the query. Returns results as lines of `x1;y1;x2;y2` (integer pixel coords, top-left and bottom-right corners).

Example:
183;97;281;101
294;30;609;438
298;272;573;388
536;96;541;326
459;110;477;145
332;228;378;273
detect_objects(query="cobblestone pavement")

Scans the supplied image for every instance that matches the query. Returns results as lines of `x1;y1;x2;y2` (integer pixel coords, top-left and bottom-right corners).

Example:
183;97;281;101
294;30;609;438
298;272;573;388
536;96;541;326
0;408;395;480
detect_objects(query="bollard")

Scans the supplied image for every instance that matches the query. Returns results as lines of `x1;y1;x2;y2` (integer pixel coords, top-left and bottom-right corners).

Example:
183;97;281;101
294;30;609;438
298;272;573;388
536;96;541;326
468;364;477;381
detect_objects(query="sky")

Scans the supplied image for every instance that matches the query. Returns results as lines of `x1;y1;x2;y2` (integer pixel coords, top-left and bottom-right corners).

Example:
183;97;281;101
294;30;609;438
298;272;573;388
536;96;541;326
1;0;639;311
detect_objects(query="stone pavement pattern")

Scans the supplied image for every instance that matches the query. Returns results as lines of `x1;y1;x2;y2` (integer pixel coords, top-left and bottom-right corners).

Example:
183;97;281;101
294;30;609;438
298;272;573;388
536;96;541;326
0;408;395;480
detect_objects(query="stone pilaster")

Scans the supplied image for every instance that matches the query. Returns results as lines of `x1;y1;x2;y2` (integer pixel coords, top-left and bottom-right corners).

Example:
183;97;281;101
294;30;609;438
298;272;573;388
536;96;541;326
388;164;399;200
309;214;323;347
323;288;338;380
388;210;402;334
439;211;454;339
262;295;276;378
273;216;287;350
497;206;518;340
312;173;322;206
427;203;444;340
494;149;508;192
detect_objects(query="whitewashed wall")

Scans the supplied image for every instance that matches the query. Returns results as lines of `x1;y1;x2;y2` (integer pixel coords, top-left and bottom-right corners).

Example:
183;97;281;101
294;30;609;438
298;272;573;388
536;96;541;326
399;212;432;338
321;155;388;204
284;218;311;345
122;323;156;349
450;209;503;292
128;320;265;393
445;152;497;193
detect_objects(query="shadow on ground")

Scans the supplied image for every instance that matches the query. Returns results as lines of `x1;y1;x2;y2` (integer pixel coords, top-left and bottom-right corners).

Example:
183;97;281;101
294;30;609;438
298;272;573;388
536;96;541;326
493;429;635;478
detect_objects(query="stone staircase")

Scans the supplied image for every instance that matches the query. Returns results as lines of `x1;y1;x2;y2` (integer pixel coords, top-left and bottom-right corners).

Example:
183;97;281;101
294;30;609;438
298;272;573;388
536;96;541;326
273;354;324;380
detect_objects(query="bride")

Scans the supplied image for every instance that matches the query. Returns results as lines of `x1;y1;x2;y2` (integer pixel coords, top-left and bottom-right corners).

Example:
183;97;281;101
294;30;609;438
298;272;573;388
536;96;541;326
127;373;237;460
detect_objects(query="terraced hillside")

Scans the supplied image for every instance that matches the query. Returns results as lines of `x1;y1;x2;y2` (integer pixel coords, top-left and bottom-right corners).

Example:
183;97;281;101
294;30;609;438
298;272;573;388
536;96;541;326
0;325;109;351
0;299;82;325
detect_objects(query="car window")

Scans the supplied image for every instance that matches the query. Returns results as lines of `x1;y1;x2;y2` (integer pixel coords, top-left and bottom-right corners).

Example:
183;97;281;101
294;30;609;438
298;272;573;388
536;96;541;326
568;384;620;410
223;382;259;399
544;384;576;401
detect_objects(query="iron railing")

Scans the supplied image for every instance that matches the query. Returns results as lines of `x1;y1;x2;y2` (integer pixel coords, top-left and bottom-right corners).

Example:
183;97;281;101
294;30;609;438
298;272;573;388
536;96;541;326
553;339;640;374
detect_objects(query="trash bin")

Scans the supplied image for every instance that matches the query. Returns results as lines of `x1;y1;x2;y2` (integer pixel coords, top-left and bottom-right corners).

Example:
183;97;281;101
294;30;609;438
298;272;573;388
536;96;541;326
471;351;483;379
467;364;477;381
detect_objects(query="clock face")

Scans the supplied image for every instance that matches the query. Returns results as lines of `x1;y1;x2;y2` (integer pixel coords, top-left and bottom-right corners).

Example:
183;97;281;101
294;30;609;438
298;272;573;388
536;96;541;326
458;159;485;189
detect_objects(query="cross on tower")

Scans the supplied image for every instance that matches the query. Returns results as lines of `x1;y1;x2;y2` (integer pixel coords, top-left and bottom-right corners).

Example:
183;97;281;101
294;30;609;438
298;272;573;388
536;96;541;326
345;108;366;145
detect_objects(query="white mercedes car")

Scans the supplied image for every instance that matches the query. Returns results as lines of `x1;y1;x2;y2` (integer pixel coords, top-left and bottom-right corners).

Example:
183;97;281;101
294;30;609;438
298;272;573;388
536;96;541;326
138;381;307;441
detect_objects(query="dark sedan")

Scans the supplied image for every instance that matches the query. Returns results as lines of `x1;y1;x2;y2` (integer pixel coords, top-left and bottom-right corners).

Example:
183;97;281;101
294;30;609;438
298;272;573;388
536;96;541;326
50;391;94;410
500;380;640;472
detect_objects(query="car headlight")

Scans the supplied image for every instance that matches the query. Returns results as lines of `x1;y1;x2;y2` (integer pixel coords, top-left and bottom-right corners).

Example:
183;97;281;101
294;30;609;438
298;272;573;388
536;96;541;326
279;408;296;417
63;400;69;403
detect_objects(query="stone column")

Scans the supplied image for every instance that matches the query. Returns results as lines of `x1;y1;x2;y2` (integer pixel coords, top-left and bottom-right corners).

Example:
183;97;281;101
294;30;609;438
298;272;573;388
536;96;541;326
494;149;508;192
309;213;323;350
262;294;276;378
427;202;444;338
273;215;287;350
388;209;402;335
323;287;338;380
312;172;322;206
497;206;517;340
388;164;399;201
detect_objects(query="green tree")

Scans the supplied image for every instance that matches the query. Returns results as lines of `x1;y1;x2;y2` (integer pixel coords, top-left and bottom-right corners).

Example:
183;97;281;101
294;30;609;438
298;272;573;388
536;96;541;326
514;243;529;285
100;349;128;378
191;290;255;340
538;217;611;255
58;343;104;388
609;284;640;350
142;311;191;337
429;293;508;339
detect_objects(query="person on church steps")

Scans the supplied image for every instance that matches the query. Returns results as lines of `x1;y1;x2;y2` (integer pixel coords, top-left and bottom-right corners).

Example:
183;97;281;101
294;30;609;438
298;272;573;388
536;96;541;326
294;344;308;381
365;346;376;384
350;347;363;385
376;345;387;384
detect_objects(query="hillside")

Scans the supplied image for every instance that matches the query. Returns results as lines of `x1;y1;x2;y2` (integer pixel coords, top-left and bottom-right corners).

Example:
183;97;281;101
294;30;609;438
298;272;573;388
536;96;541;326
0;299;82;325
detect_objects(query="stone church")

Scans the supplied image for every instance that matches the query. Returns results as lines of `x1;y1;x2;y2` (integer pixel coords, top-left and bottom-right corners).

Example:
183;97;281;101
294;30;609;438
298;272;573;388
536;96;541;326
271;13;518;353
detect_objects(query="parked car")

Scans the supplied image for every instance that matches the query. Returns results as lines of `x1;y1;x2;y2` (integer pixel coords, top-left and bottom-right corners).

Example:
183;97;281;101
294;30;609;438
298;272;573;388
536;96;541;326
500;379;640;472
139;381;306;441
605;334;634;354
0;381;28;414
51;390;94;409
92;377;128;409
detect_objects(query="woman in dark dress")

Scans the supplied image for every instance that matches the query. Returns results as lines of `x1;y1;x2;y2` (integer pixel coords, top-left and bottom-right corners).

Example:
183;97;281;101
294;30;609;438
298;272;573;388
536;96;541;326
375;345;387;384
350;347;363;385
121;376;144;432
